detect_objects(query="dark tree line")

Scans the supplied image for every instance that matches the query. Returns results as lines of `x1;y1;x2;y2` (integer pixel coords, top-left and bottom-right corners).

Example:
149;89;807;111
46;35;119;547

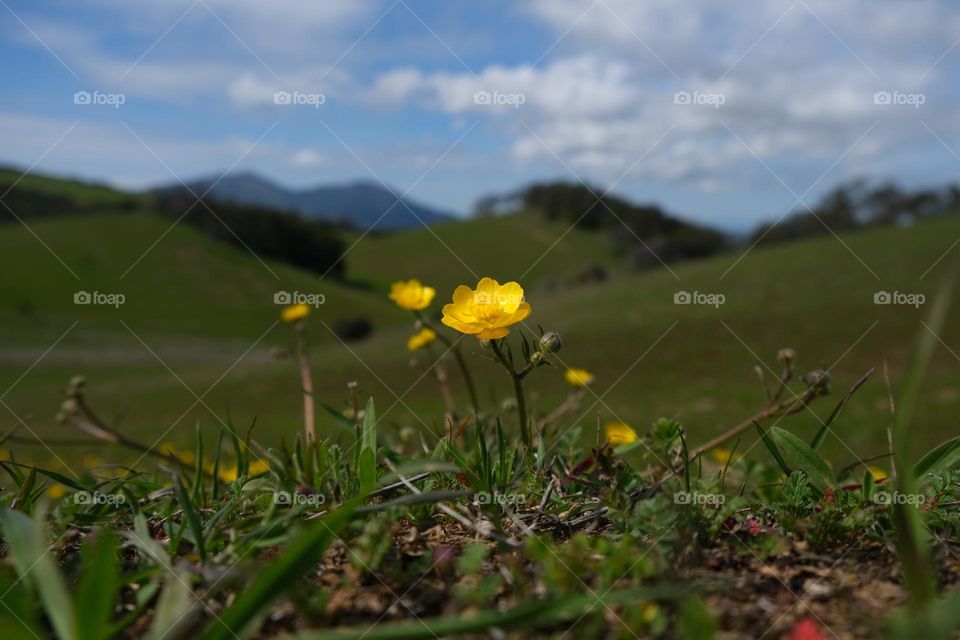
476;182;729;269
151;191;346;278
748;180;960;246
0;177;347;279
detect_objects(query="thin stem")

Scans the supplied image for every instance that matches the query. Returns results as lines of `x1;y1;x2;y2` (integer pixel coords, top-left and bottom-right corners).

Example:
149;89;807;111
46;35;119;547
416;311;480;414
491;339;530;447
296;323;316;443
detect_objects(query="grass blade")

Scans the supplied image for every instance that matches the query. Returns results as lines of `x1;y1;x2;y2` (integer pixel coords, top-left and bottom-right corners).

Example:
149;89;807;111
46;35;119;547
0;505;77;640
280;587;677;640
76;529;119;640
200;499;360;640
172;472;206;562
891;269;955;609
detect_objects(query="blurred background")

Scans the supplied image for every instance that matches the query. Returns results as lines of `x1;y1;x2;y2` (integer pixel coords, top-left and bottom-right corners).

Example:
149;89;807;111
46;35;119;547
2;0;960;471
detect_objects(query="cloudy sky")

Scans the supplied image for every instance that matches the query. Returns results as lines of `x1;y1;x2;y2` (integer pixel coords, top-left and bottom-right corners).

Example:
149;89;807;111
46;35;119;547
2;0;960;230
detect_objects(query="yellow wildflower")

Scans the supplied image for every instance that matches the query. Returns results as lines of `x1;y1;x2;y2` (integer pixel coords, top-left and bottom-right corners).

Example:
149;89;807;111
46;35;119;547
604;422;638;446
218;459;270;483
441;277;531;340
46;484;66;500
407;327;437;351
389;279;436;311
868;466;887;481
711;448;741;465
564;367;595;387
641;602;660;624
281;303;310;323
83;454;103;469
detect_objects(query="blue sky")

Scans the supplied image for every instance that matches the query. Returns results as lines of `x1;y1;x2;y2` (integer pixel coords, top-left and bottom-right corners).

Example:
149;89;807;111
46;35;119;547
2;0;960;231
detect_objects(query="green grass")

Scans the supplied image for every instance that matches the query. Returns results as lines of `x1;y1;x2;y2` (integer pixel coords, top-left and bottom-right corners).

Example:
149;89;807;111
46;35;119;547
0;168;140;210
347;210;620;294
3;207;960;468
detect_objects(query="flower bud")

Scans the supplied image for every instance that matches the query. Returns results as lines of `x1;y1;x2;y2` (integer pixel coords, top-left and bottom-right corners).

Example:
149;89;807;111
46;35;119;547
777;348;795;366
804;369;830;394
67;375;86;397
60;398;80;416
539;332;562;354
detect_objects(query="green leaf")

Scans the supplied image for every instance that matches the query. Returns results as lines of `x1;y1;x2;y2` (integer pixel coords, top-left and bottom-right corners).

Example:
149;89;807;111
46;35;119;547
278;587;679;640
767;427;834;491
200;499;359;640
319;401;357;433
0;505;77;640
149;568;197;640
912;436;960;482
755;423;791;478
358;397;377;494
76;529;119;640
172;472;205;561
891;270;955;609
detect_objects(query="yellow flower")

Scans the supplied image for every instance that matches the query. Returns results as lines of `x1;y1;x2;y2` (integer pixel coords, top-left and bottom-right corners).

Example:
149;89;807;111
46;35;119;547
564;367;595;387
407;327;437;351
868;465;887;481
46;484;66;500
441;277;532;340
641;602;660;624
604;422;638;446
218;459;270;483
711;448;741;465
83;454;103;469
281;303;310;323
389;279;436;311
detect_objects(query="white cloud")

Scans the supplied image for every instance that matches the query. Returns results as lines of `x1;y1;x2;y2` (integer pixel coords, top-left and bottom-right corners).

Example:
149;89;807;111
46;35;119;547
364;0;960;198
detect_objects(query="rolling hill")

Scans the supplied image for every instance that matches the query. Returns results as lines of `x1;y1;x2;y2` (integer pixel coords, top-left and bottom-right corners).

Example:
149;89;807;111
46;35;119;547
2;180;960;469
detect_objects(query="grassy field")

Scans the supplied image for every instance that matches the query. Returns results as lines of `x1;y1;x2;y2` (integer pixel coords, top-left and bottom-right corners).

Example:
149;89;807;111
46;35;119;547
2;196;960;468
347;210;619;294
2;179;960;640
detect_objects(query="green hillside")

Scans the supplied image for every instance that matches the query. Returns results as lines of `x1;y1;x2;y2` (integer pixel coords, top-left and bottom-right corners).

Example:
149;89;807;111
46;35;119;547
347;210;620;294
2;203;960;469
0;168;140;210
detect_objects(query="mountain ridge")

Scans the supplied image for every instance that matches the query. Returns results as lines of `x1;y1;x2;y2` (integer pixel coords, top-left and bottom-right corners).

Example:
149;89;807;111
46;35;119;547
154;171;457;231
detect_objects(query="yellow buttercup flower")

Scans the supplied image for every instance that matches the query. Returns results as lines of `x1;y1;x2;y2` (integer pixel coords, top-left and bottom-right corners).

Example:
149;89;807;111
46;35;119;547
441;277;532;340
281;303;310;323
711;448;741;465
407;327;437;351
565;367;595;387
389;279;436;310
218;459;270;483
46;484;66;500
868;465;887;481
604;422;638;446
641;602;660;624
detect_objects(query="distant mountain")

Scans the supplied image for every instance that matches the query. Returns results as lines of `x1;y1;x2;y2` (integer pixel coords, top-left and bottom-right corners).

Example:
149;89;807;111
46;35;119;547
156;172;456;231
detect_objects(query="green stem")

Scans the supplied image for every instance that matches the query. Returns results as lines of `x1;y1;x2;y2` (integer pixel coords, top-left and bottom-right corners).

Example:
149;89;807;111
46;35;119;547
416;312;480;414
491;340;530;447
